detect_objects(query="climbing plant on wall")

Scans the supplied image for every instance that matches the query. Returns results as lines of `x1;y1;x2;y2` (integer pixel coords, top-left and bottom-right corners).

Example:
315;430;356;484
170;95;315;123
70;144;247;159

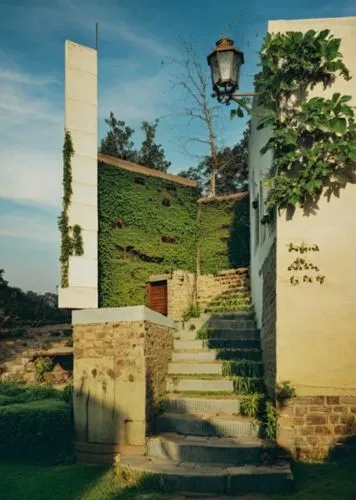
58;131;84;288
198;196;250;275
255;29;356;216
98;163;199;307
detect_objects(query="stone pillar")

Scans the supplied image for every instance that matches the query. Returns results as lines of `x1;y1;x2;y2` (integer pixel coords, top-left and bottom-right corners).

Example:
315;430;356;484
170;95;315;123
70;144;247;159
72;306;174;452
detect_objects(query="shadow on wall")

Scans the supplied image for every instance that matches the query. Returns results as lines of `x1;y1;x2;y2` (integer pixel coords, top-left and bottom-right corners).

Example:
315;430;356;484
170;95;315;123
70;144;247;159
228;196;250;268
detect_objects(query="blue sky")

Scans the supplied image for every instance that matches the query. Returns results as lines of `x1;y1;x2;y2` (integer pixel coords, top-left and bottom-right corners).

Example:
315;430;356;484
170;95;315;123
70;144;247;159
0;0;355;293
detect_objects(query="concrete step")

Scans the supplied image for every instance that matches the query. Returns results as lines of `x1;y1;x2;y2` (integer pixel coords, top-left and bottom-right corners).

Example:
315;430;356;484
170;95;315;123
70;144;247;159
172;348;262;362
168;362;222;375
166;376;234;393
147;433;265;465
161;395;241;415
172;350;218;362
174;330;198;341
174;339;260;351
201;329;260;340
206;306;254;314
174;339;204;351
155;412;260;438
204;339;261;350
120;456;293;495
208;318;256;330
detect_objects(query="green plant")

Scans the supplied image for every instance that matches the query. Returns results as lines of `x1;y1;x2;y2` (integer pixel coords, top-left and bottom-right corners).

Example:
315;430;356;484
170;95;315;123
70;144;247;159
264;400;279;440
255;30;356;215
182;303;201;322
63;382;73;404
98;164;199;307
58;130;84;288
66;336;73;347
0;399;74;464
196;324;208;339
189;324;196;331
34;357;54;383
240;393;264;418
222;359;263;378
276;380;296;402
198;196;250;274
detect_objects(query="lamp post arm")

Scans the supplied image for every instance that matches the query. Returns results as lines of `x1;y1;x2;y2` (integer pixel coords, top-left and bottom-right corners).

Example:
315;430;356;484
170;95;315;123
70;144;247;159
232;92;258;97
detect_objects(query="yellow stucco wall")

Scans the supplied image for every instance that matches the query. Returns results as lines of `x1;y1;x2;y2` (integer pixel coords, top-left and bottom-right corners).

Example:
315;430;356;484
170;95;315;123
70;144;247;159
269;18;356;395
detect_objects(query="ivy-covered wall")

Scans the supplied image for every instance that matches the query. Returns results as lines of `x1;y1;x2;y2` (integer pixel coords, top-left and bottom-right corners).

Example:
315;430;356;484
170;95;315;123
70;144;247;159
98;162;250;307
98;163;199;307
198;195;250;275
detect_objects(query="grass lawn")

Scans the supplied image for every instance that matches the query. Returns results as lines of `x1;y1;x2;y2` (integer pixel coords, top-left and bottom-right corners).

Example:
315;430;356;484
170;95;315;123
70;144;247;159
0;458;355;500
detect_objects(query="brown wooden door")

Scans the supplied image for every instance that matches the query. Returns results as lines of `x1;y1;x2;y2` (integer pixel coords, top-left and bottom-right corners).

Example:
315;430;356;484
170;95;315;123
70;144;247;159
147;280;167;316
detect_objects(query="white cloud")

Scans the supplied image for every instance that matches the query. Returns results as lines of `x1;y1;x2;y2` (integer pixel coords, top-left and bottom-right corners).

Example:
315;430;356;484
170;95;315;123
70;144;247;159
0;213;58;245
0;73;62;206
0;68;59;86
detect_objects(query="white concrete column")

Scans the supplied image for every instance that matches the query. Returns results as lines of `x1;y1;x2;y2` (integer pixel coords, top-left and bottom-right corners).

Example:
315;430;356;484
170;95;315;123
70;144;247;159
59;41;98;309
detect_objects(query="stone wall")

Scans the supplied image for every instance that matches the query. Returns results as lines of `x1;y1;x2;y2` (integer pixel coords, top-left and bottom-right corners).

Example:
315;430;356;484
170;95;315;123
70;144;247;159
261;241;276;397
0;324;72;384
278;396;356;460
72;307;174;452
144;321;174;429
166;268;250;320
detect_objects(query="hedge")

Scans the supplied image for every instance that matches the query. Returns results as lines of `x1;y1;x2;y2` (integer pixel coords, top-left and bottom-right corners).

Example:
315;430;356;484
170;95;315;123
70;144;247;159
0;399;74;464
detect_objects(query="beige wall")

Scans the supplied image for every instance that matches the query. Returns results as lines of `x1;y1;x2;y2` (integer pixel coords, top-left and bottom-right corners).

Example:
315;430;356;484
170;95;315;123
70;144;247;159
164;268;250;320
248;101;275;329
59;41;98;309
269;17;356;395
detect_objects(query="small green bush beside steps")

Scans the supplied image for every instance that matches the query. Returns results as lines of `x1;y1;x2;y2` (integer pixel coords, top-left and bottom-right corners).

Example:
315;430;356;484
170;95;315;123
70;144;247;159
0;380;74;465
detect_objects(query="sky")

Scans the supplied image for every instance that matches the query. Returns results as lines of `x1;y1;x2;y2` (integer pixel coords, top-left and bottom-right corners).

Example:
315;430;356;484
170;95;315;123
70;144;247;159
0;0;355;293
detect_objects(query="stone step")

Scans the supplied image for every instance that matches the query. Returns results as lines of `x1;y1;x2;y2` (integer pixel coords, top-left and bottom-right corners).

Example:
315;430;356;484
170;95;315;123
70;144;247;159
172;350;218;362
208;318;256;330
155;412;260;438
205;339;261;350
147;433;265;465
216;348;262;362
172;348;262;362
174;339;260;351
206;306;254;314
174;330;198;341
120;456;293;495
166;376;234;393
161;395;241;415
201;329;260;340
168;362;222;375
174;339;205;350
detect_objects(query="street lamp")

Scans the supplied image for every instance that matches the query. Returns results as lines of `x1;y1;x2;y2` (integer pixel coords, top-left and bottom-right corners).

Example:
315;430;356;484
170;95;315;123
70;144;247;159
207;36;257;104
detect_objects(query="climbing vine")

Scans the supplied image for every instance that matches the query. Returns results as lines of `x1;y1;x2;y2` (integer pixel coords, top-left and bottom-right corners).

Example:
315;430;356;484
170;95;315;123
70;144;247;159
98;162;250;307
58;130;84;287
98;163;199;307
198;197;250;275
255;29;356;215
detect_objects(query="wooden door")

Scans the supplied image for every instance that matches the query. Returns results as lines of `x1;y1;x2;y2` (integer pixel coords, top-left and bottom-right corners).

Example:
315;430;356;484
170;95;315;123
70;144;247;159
147;280;168;316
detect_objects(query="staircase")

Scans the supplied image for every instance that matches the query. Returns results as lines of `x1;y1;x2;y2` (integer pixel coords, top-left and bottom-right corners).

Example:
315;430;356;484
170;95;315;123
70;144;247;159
120;311;293;495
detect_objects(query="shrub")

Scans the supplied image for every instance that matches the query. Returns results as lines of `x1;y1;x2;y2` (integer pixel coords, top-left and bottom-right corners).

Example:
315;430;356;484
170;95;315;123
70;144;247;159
34;356;54;382
0;398;74;464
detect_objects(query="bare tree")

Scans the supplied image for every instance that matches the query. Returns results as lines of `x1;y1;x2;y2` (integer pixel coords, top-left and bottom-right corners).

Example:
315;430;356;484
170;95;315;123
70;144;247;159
170;42;223;197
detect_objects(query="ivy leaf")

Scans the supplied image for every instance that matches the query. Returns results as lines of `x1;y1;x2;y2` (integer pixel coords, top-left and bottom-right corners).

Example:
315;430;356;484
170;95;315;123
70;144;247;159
330;117;347;136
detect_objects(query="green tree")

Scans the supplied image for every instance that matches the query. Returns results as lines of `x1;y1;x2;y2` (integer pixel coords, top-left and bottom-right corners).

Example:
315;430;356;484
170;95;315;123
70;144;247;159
100;112;137;161
179;127;249;196
137;119;171;172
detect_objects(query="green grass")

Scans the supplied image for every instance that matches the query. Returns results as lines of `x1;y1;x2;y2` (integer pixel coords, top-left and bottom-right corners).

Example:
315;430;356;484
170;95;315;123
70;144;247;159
0;463;164;500
0;459;356;499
